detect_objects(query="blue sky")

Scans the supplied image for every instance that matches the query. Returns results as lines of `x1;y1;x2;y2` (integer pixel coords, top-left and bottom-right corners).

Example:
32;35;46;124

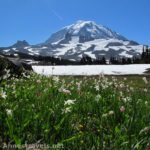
0;0;150;46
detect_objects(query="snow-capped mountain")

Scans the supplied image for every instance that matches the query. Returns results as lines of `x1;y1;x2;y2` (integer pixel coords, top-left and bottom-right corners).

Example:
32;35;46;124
0;20;143;61
45;20;127;44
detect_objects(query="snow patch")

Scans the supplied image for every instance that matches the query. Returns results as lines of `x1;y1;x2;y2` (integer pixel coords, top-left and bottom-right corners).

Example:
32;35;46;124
3;49;10;52
32;65;150;76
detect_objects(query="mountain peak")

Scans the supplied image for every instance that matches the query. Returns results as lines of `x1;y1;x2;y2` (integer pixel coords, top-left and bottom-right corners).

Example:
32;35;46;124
45;20;127;44
72;20;97;26
12;40;29;48
67;20;98;35
65;20;96;29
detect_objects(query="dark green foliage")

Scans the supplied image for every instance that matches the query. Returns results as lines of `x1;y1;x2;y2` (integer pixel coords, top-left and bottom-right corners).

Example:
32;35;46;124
141;45;150;63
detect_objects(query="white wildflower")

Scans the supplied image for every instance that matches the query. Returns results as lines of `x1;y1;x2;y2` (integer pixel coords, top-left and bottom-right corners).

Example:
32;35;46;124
120;91;123;97
53;76;59;83
76;82;81;91
2;69;11;80
36;80;41;83
124;78;127;81
0;90;7;99
108;110;114;115
62;89;71;94
122;97;131;103
120;106;125;112
119;83;125;88
95;85;99;91
62;107;72;114
64;99;76;106
130;87;134;91
59;88;71;95
142;77;148;84
139;126;150;135
101;84;108;90
143;88;148;92
102;113;108;118
95;94;101;102
6;109;12;116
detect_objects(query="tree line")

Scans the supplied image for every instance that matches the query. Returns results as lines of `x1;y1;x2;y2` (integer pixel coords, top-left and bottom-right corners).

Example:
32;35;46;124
141;45;150;63
80;45;150;65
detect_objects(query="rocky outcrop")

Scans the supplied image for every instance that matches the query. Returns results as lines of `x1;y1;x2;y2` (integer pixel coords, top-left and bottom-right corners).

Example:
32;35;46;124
0;55;32;79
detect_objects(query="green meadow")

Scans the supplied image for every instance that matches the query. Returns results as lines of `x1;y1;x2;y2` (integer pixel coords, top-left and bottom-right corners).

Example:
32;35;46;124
0;73;150;149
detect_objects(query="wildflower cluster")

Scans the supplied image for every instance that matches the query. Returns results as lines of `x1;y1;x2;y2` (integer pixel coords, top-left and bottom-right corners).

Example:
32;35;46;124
0;73;149;149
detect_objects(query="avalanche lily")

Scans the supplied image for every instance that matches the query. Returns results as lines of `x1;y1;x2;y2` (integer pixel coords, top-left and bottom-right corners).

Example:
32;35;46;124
64;99;76;106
